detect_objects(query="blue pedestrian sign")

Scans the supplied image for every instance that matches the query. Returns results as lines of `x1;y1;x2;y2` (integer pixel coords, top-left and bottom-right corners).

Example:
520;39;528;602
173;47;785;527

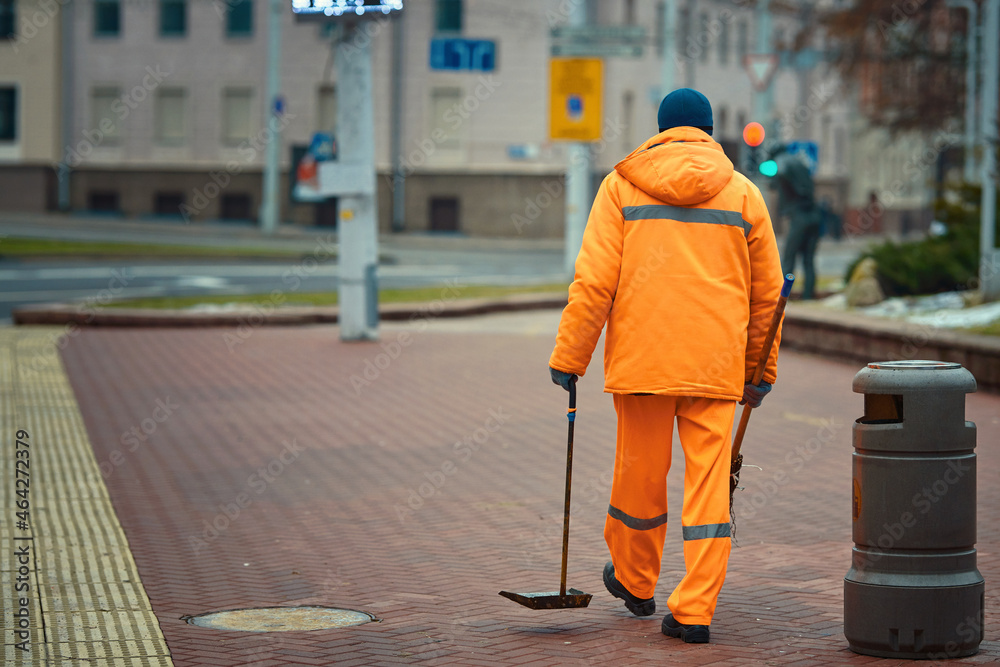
430;38;496;72
786;141;819;175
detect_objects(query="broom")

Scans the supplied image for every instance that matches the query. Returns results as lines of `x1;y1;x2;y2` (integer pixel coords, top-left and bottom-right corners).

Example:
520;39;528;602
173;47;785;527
730;274;795;537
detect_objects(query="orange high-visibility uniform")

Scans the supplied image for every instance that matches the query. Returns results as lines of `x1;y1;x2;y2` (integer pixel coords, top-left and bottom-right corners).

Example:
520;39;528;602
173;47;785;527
550;126;783;625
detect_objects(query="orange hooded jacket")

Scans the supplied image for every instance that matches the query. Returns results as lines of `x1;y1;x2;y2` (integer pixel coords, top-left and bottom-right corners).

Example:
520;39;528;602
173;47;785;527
549;127;783;401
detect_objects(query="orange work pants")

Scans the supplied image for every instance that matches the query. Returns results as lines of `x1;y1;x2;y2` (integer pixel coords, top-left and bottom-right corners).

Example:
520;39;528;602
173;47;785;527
604;393;735;625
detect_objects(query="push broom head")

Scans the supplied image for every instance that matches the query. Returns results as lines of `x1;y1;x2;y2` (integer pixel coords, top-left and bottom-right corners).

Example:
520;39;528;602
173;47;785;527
498;589;592;610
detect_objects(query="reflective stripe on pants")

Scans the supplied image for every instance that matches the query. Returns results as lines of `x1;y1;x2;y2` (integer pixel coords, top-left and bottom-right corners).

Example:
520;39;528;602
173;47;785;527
603;393;735;625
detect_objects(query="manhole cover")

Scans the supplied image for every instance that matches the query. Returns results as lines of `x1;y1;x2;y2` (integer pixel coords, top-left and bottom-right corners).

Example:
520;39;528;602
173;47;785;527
183;606;377;632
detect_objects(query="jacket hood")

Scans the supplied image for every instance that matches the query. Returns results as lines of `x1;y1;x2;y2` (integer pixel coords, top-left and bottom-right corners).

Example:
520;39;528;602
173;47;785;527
614;127;734;206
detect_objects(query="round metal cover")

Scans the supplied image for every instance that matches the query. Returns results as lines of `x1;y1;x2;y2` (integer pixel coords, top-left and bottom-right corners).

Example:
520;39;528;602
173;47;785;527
183;606;376;632
867;360;962;371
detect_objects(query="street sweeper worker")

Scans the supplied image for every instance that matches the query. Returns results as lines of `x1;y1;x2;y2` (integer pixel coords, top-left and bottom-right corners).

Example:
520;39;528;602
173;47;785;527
548;88;784;644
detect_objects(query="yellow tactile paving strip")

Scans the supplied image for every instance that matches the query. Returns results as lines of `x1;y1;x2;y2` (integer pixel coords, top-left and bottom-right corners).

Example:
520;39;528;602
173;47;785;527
1;328;173;666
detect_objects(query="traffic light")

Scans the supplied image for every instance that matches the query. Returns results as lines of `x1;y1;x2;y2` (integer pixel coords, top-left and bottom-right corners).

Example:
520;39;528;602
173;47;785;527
742;122;765;176
742;122;765;147
759;158;778;177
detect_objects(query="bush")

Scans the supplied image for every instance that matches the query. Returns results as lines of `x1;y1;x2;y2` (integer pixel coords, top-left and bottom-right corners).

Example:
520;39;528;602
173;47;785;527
845;182;982;297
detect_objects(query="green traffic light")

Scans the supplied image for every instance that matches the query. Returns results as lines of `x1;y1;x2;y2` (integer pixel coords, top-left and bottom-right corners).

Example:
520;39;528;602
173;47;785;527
759;160;778;177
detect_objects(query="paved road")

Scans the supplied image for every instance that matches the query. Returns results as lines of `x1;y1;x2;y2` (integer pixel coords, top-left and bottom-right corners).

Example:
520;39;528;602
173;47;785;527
49;310;1000;666
0;213;882;322
0;255;566;322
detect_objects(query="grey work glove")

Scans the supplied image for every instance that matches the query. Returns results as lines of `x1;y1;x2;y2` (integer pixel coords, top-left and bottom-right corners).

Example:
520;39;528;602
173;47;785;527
549;367;577;392
740;381;772;408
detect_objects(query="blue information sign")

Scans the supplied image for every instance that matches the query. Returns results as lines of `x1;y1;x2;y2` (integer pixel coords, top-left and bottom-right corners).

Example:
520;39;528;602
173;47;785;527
786;141;819;175
430;38;496;72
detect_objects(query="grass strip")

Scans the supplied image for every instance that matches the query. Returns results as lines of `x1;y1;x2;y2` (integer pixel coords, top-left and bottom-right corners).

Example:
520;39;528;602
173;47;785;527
0;237;309;258
106;283;569;310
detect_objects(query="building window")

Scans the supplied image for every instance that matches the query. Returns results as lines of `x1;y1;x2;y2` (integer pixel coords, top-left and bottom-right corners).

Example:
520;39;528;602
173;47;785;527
699;12;709;63
154;192;184;216
621;90;634;153
160;0;186;37
718;17;729;65
435;0;461;33
91;87;122;144
0;87;15;141
222;87;253;144
430;87;461;150
624;0;636;25
0;0;15;39
155;88;186;144
220;193;253;220
227;0;253;37
676;5;689;51
429;196;459;232
737;20;748;60
88;191;120;212
654;1;665;56
717;105;728;137
317;85;336;134
94;0;121;36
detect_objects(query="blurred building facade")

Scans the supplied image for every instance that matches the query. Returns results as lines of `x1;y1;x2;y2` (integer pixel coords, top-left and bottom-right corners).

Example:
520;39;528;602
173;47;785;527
8;0;866;236
0;0;62;212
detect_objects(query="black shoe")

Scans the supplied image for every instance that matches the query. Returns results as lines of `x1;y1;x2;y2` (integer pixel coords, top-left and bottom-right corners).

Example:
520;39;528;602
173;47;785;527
602;561;655;616
661;613;710;643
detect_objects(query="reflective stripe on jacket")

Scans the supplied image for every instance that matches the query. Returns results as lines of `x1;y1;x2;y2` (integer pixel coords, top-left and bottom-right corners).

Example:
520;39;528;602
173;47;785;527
549;127;783;400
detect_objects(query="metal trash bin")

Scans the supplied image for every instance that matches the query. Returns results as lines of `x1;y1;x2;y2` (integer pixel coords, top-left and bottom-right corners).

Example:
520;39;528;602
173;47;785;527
845;360;984;659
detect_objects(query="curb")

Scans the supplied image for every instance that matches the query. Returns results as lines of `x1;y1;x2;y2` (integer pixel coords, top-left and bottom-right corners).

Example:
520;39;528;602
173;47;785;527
13;295;1000;392
780;303;1000;393
11;292;570;328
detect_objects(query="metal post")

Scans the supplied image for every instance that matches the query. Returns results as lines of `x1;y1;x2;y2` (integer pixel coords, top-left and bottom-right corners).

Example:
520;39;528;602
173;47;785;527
57;0;74;211
390;12;405;233
753;0;772;131
337;22;379;341
564;0;592;275
947;0;979;182
980;0;999;300
259;0;283;235
660;0;675;99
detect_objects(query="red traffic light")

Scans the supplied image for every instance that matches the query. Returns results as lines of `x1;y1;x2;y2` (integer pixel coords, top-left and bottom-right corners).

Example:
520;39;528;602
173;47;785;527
743;122;765;147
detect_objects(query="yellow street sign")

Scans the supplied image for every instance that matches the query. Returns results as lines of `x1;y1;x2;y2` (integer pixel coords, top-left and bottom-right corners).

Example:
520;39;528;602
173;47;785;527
549;58;603;141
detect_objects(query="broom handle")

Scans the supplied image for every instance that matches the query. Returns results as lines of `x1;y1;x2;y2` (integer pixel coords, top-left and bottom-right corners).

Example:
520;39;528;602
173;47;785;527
731;274;795;463
560;379;577;598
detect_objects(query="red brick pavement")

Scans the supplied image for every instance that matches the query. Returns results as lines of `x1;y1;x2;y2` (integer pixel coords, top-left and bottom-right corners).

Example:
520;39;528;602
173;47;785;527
57;319;1000;666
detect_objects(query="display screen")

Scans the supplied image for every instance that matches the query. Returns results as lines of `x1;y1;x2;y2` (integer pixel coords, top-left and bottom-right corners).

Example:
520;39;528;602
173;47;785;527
291;0;403;17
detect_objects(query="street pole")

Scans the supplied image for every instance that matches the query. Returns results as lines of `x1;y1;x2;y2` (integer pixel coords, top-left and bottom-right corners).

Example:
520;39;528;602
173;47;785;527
57;0;74;211
564;0;592;275
390;11;406;233
337;22;379;341
979;0;999;300
947;0;979;182
753;0;773;134
259;0;283;235
660;0;675;99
